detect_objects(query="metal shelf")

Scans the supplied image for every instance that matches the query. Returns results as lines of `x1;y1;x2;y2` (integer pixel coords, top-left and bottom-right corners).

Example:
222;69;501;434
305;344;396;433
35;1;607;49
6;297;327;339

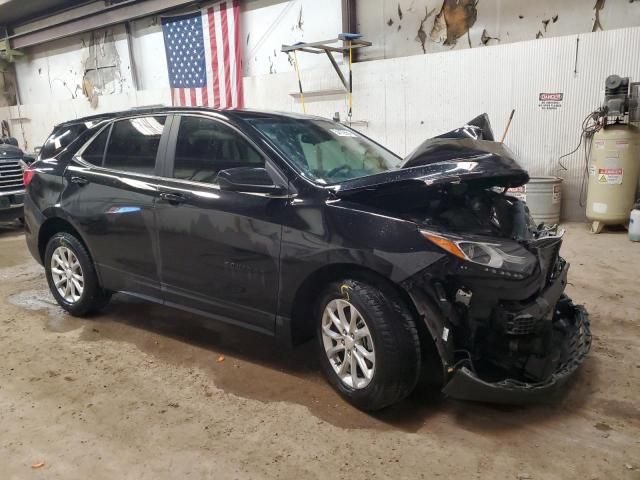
288;88;346;99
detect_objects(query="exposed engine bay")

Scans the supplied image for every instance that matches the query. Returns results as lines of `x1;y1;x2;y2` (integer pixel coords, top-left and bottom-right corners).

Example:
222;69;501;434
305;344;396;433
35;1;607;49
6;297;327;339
335;114;591;402
405;184;539;240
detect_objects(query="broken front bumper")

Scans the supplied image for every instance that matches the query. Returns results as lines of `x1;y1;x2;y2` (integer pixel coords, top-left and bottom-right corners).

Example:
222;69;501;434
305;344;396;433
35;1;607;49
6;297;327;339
442;303;591;403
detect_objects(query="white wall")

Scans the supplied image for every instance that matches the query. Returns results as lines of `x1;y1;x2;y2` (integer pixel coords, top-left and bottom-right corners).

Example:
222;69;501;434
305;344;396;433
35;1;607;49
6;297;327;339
357;0;640;60
129;17;169;91
242;0;343;76
245;27;640;220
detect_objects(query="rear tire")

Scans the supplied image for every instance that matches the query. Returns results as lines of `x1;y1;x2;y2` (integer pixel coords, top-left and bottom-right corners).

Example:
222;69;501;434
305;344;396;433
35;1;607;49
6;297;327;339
316;279;421;411
44;232;111;316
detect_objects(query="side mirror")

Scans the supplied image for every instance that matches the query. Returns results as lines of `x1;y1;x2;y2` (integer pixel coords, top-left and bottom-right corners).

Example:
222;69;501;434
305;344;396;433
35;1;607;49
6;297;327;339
217;167;287;195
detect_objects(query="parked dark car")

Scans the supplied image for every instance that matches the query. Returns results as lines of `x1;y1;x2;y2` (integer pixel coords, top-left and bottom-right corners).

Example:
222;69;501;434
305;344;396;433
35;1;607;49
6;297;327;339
0;142;27;222
23;108;591;410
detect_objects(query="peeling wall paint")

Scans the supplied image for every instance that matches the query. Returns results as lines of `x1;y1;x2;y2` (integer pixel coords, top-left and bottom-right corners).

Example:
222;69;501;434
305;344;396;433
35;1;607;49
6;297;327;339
357;0;640;61
430;0;478;46
0;68;17;107
82;29;126;107
13;24;133;107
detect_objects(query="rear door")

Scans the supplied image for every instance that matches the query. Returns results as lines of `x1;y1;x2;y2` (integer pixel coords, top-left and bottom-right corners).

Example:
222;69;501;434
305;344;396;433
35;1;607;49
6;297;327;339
62;114;172;299
154;114;288;334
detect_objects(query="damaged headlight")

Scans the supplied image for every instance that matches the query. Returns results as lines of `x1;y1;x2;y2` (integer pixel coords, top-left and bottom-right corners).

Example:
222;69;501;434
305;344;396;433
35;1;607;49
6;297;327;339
420;230;536;278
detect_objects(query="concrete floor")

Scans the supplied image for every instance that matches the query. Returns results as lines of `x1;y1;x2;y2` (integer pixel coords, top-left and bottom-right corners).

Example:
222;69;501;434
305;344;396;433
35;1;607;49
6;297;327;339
0;222;638;479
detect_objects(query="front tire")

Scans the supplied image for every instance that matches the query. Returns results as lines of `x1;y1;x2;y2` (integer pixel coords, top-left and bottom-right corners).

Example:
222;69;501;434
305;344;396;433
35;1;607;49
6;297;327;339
44;232;111;316
316;279;421;411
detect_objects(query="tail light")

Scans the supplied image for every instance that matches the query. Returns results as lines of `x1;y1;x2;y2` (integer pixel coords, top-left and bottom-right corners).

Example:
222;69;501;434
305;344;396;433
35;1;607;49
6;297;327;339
23;166;36;187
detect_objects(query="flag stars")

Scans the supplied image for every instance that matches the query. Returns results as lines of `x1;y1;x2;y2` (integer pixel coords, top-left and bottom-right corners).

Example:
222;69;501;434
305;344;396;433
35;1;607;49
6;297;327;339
162;12;207;89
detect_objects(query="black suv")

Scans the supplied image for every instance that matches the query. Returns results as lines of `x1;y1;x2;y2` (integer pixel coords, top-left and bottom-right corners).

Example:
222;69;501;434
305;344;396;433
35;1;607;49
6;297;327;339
23;108;591;410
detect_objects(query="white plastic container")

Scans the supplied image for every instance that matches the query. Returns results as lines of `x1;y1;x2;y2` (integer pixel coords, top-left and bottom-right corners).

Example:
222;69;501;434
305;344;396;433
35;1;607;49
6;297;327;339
523;176;563;225
630;206;640;242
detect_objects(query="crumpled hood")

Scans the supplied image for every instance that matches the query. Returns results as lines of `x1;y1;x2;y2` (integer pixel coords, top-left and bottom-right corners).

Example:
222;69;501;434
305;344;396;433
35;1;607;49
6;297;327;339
332;114;529;197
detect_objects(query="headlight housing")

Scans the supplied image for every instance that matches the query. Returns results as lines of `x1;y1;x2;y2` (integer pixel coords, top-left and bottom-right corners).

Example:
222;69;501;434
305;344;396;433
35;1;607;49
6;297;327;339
420;230;536;278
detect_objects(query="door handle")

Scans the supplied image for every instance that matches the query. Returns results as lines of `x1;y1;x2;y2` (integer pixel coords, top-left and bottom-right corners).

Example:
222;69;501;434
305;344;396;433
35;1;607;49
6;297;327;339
70;176;89;186
159;192;184;204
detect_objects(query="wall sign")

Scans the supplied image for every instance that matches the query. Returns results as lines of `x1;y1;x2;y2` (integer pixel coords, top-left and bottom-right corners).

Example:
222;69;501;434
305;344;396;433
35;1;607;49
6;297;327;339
539;92;563;110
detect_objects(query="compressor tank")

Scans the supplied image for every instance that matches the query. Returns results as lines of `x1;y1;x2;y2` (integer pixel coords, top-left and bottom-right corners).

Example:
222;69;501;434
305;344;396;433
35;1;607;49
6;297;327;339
586;125;640;233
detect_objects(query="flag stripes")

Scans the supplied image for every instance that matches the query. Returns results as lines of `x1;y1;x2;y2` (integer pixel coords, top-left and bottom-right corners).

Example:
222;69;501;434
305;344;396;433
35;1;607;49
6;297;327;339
162;0;242;109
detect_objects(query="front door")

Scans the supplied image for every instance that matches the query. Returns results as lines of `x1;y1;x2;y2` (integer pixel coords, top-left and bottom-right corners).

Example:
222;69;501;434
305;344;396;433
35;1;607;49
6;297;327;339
62;115;170;298
155;115;286;334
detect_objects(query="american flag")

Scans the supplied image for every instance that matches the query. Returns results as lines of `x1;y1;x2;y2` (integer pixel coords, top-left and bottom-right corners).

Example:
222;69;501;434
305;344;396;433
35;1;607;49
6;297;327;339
161;0;243;108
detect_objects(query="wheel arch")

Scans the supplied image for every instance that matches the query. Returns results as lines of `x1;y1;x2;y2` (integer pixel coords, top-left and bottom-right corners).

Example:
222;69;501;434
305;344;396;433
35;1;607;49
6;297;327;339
287;263;421;345
38;217;94;265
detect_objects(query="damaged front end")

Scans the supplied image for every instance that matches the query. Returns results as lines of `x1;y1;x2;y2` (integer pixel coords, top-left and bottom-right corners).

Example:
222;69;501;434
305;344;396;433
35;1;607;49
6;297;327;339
406;224;591;403
402;116;591;403
336;114;591;403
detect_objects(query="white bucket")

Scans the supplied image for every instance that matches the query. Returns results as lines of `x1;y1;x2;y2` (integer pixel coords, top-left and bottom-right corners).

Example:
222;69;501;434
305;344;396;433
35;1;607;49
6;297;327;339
508;176;563;225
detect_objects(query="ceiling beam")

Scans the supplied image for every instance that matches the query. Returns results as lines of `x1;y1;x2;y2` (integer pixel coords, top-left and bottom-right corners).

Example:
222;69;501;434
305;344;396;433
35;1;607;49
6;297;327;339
9;0;196;49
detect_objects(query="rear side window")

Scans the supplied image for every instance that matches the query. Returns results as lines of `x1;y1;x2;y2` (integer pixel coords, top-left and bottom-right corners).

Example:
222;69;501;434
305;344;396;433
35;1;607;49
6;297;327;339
81;126;110;166
40;124;88;159
173;116;263;184
103;116;166;175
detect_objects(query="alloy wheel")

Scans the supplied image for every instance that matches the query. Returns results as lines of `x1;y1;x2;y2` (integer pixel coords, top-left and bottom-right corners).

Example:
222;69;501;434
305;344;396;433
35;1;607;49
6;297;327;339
50;246;84;303
321;298;375;389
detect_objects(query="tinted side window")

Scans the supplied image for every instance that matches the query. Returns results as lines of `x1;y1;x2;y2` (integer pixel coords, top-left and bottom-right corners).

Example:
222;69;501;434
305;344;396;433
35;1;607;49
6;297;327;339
173;116;263;184
40;124;88;159
104;116;166;175
81;126;110;166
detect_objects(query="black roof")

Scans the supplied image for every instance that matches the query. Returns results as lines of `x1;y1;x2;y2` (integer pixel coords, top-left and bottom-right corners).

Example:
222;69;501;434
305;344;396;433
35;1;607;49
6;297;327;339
55;107;326;128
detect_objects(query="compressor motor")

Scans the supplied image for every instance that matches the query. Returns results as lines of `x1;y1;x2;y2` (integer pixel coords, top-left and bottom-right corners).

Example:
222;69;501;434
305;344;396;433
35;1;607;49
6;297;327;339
602;74;640;123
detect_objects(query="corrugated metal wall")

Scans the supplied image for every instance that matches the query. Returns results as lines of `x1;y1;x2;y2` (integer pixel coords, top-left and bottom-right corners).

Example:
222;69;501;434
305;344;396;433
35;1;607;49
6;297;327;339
505;28;640;220
245;27;640;220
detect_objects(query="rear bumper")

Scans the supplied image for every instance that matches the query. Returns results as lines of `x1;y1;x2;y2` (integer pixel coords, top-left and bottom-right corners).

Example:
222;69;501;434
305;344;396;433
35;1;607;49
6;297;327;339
23;193;44;264
442;303;591;403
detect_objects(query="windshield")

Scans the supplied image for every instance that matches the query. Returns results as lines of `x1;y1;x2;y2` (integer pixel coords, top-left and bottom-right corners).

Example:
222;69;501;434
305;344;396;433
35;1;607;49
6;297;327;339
246;118;401;183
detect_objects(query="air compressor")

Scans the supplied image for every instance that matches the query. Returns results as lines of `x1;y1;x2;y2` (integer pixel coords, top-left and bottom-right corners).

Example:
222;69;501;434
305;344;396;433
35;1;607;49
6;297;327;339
586;75;640;233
